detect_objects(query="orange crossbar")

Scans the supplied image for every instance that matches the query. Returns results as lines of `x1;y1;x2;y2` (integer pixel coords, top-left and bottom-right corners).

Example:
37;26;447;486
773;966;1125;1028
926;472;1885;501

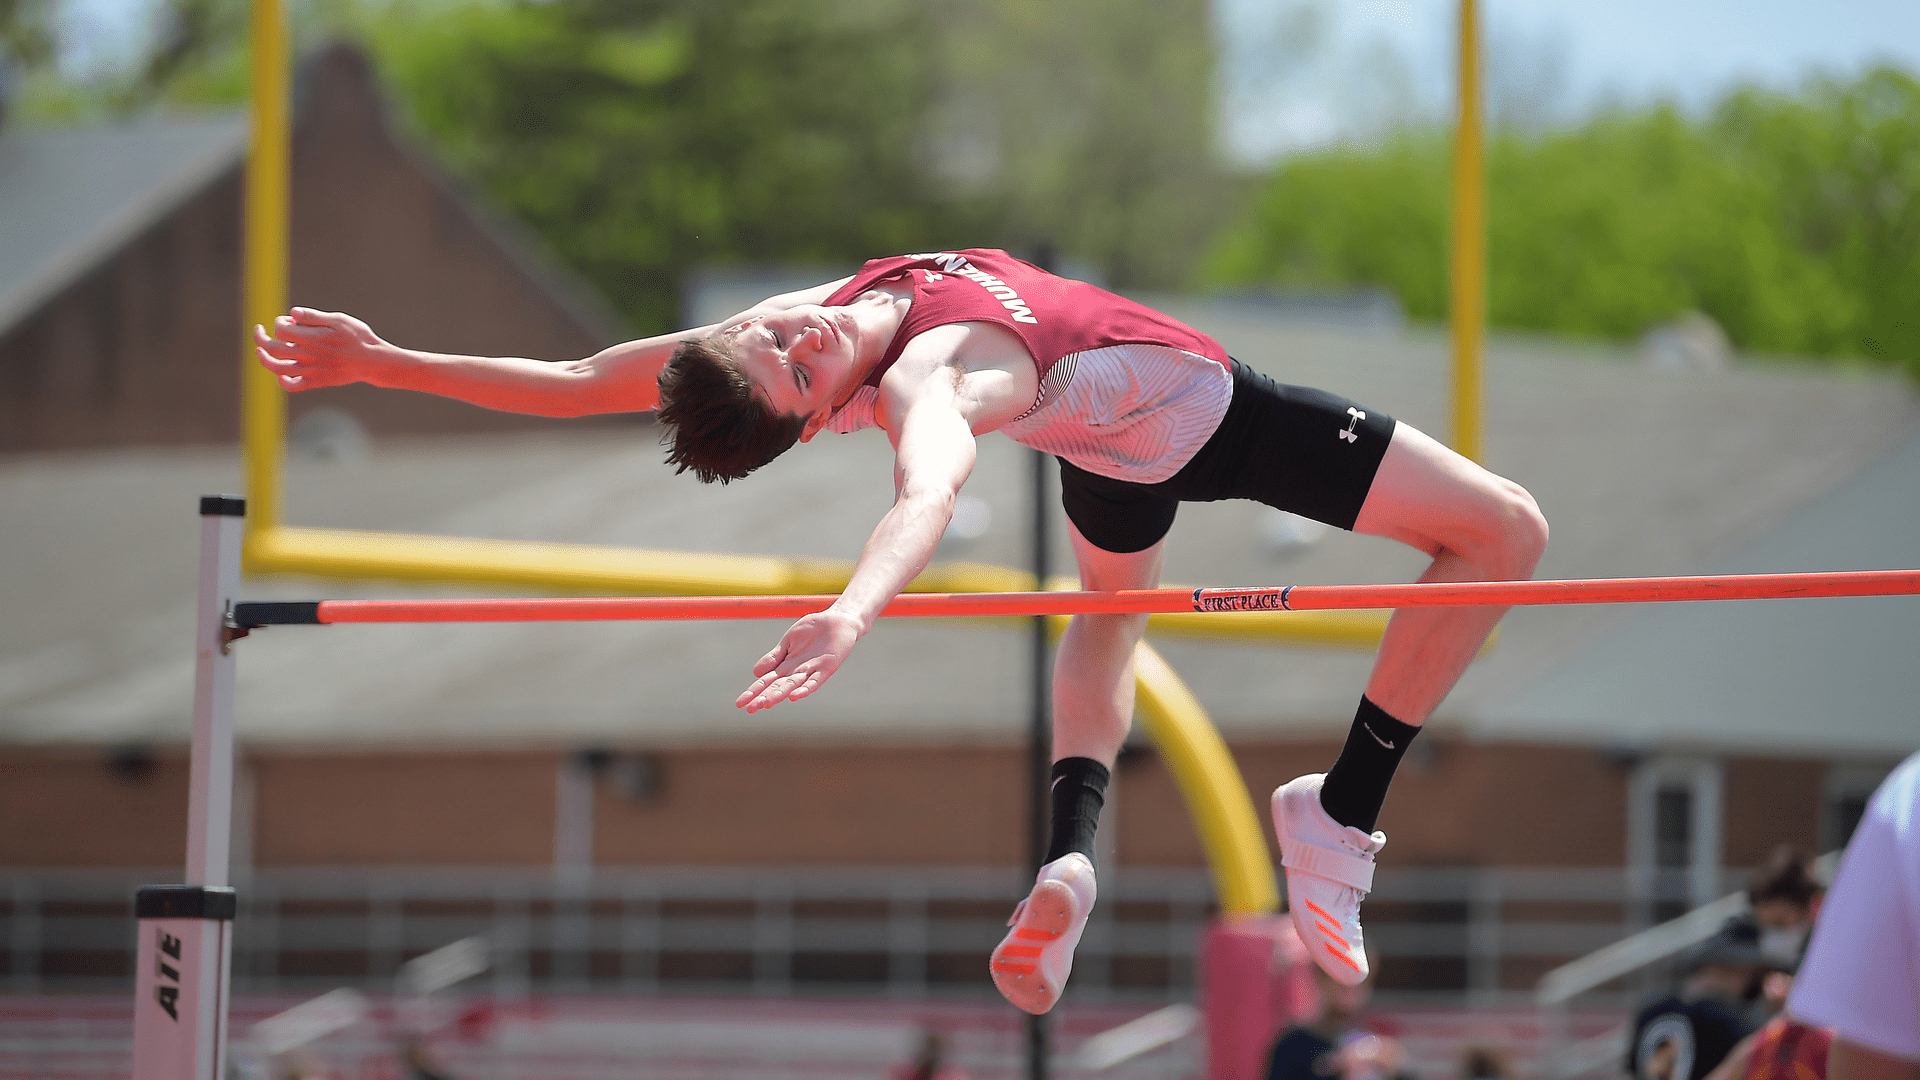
285;570;1920;625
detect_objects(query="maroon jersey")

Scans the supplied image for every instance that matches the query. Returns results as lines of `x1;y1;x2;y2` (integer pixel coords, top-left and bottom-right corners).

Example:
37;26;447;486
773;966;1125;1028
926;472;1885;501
820;250;1235;484
824;249;1230;384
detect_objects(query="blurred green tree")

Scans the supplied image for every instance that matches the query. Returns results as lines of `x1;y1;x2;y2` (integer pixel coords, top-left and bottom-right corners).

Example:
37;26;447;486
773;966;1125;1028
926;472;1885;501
936;0;1235;290
356;0;974;331
1208;66;1920;376
0;0;56;71
358;0;1233;329
42;0;1233;330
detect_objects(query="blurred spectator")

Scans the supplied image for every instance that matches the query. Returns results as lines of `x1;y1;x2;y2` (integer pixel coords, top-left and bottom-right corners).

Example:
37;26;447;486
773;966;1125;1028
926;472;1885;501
1628;920;1794;1080
1748;847;1824;970
890;1028;969;1080
400;1038;456;1080
1700;848;1834;1080
1266;959;1413;1080
1459;1041;1516;1080
1788;751;1920;1080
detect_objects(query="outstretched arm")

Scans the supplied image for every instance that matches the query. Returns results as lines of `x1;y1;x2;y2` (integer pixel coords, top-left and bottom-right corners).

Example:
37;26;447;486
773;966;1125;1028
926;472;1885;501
254;309;709;416
735;368;978;712
252;276;853;417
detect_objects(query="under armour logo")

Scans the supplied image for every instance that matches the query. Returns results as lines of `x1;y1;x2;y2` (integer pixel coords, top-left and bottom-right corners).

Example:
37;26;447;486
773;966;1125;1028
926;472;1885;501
1339;407;1366;443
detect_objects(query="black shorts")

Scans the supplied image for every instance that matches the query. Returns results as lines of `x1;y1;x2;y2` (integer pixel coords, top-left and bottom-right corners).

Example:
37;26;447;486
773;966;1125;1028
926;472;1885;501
1057;359;1396;554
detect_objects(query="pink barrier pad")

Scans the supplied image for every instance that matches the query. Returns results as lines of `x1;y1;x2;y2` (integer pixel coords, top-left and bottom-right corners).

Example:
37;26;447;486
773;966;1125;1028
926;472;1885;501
1203;914;1318;1080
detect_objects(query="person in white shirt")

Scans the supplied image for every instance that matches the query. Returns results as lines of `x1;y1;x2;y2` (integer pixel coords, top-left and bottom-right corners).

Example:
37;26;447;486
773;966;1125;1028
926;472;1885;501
1787;750;1920;1080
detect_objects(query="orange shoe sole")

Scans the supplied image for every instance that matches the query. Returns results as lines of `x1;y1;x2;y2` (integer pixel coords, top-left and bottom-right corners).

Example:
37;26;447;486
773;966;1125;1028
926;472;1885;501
990;879;1076;1015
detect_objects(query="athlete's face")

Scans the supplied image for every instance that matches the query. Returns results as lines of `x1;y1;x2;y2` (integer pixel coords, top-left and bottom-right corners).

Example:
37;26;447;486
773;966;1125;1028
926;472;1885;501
726;305;860;437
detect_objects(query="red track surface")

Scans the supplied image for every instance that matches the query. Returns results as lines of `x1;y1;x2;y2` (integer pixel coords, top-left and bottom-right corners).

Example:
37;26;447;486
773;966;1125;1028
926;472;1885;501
0;994;1626;1080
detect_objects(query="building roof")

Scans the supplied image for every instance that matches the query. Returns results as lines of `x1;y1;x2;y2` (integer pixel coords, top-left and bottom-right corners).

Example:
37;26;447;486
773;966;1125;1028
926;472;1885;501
0;45;628;357
2;303;1916;754
0;113;249;338
1476;425;1920;757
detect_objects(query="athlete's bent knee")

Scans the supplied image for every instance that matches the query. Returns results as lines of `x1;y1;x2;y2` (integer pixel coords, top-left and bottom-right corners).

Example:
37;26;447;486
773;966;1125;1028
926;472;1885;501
1484;480;1548;579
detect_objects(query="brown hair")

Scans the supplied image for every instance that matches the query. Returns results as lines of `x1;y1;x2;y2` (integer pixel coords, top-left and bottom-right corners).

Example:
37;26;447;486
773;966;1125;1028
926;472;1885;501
655;334;806;484
1749;845;1822;907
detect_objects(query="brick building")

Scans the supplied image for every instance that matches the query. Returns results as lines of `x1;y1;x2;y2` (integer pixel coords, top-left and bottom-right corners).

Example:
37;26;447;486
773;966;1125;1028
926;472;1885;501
0;42;625;453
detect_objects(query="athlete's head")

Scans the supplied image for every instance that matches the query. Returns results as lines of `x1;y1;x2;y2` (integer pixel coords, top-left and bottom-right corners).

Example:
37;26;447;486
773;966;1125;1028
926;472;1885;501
656;335;803;484
655;306;859;483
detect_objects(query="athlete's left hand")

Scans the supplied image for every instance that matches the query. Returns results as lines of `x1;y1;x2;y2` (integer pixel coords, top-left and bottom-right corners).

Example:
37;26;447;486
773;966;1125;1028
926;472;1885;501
736;609;864;712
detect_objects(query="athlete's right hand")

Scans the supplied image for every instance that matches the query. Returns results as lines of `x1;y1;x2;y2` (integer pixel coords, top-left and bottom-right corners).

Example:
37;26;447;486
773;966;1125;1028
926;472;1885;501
254;308;397;391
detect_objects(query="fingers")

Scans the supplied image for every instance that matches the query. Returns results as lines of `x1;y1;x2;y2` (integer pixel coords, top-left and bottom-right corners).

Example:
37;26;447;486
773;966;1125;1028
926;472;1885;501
737;614;856;712
736;669;826;713
254;325;302;358
736;657;836;712
287;306;355;332
255;315;357;391
268;308;368;347
272;313;329;343
752;643;785;678
736;665;805;710
253;337;337;391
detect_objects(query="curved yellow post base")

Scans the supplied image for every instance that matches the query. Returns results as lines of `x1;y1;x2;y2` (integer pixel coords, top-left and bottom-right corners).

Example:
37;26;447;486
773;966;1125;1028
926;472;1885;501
1130;642;1280;916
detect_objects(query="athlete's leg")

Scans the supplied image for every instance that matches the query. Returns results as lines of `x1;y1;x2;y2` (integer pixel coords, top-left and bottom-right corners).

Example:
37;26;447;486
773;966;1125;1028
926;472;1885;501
1351;421;1549;723
992;523;1167;1015
1052;522;1167;765
1277;420;1546;985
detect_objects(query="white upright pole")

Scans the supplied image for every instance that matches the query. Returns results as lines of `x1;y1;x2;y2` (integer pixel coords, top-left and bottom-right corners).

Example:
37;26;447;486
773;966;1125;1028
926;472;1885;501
132;495;245;1080
187;498;243;890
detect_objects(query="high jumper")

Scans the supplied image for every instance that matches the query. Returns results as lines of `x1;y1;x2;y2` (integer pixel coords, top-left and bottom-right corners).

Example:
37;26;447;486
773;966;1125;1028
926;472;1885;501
254;248;1549;1013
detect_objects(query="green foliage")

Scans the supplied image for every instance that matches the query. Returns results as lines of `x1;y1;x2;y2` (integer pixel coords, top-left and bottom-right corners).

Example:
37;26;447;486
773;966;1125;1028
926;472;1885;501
29;0;1230;332
348;0;1234;331
1208;67;1920;375
0;0;57;69
952;0;1234;290
348;0;964;330
2;0;71;121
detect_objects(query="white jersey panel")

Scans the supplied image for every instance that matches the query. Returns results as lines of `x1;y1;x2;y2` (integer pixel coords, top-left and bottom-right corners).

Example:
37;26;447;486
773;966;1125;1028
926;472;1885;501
1001;344;1232;483
825;344;1232;484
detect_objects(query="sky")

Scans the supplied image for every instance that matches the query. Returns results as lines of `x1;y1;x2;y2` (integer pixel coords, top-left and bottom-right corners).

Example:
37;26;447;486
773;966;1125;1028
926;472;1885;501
1216;0;1920;161
46;0;1920;158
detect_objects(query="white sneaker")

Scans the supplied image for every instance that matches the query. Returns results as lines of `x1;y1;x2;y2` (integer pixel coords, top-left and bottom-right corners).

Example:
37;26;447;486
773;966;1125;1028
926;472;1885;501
990;853;1097;1014
1271;773;1384;986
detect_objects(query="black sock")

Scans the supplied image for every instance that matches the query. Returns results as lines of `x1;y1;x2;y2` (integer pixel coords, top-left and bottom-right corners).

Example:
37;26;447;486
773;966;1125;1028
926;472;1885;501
1045;757;1111;868
1318;697;1420;833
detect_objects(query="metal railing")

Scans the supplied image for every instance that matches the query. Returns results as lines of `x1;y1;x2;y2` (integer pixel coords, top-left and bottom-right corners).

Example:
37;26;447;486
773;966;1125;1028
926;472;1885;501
1534;852;1838;1079
4;863;1728;1004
